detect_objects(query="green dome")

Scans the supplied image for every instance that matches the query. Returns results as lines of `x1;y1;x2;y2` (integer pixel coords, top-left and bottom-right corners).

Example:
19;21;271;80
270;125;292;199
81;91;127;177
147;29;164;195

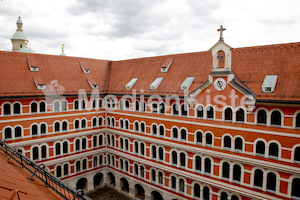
17;17;22;24
11;31;28;41
18;46;35;53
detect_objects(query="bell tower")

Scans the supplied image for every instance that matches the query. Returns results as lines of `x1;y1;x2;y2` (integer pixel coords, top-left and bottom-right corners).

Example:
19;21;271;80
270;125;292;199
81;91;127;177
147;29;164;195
11;14;28;52
210;25;232;72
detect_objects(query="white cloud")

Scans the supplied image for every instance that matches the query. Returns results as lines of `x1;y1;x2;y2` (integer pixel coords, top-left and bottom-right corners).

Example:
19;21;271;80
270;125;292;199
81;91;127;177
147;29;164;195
0;0;300;60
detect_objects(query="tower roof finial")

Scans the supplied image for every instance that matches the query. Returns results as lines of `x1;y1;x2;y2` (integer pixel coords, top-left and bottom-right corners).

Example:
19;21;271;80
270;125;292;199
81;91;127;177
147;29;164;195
60;44;66;56
217;25;226;42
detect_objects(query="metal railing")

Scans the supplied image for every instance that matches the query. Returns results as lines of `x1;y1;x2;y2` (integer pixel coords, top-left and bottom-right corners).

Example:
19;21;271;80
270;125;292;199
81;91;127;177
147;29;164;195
0;140;90;200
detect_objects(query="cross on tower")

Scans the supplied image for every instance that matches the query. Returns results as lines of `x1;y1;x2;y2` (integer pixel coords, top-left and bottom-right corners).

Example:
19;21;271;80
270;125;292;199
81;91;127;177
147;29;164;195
217;25;226;42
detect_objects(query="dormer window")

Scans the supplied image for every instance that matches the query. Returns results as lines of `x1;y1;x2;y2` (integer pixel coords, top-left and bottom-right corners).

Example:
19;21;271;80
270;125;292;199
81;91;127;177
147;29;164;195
125;78;138;90
33;78;46;90
160;58;173;73
150;77;163;90
181;77;195;90
27;58;39;72
87;78;98;89
79;62;90;74
262;75;278;93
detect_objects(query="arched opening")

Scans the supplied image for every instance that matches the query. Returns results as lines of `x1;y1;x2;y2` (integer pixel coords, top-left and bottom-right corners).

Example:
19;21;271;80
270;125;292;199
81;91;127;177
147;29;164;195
296;113;300;128
32;146;39;160
172;151;177;165
141;101;146;112
62;121;67;131
61;101;67;111
181;104;188;116
152;146;157;159
158;172;163;185
107;172;115;187
151;169;156;182
151;191;163;200
74;100;79;110
254;169;263;188
294;146;300;162
172;127;178;139
180;129;187;140
266;172;276;192
125;119;129;129
203;186;210;200
194;183;200;198
207;106;214;119
205;132;213;146
217;50;225;68
171;176;176;190
269;142;279;158
179;178;185;193
233;164;241;182
256;140;266;155
54;122;60;133
234;137;243;151
204;158;211;174
224;107;233;121
39;102;46;113
222;162;230;179
81;100;86;110
135;121;139;132
159;125;164;136
14;103;21;114
76;178;87;192
172;103;179;115
120;178;129;193
236;108;245;122
196;131;202;144
135;184;145;199
140;122;145;133
221;192;228;200
3;103;11;115
159;147;164;161
159;103;165;114
232;195;239;200
152;124;157;135
31;102;37;113
195;156;202;172
271;110;281;126
292;178;300;198
40;123;46;134
152;102;158;113
15;126;22;138
196;105;204;118
257;110;267;124
180;152;186;167
4;127;12;139
54;101;60;112
223;136;231;149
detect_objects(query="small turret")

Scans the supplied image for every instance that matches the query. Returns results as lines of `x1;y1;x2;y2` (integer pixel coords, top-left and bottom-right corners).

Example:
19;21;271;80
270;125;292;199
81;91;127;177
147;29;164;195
60;44;66;56
11;14;29;52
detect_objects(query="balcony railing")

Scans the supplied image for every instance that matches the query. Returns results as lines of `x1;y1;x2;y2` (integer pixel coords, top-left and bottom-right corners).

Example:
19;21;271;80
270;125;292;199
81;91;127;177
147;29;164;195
0;140;91;200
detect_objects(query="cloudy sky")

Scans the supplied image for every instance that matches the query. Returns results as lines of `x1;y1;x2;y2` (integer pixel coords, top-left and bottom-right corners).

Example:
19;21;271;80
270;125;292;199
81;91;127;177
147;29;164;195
0;0;299;60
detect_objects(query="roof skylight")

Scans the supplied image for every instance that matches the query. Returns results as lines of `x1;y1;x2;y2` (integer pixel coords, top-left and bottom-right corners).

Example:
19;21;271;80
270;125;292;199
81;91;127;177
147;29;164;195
150;77;163;90
125;78;138;90
181;76;195;90
262;75;278;93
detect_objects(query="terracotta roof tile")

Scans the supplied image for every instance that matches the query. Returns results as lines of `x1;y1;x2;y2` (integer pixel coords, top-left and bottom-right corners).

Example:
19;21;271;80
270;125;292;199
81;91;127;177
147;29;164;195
0;150;62;200
0;51;110;97
0;42;299;101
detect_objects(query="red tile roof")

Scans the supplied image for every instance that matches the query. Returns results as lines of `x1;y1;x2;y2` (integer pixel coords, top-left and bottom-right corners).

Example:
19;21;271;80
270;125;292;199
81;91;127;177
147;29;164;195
0;150;62;200
0;41;299;101
0;51;110;97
